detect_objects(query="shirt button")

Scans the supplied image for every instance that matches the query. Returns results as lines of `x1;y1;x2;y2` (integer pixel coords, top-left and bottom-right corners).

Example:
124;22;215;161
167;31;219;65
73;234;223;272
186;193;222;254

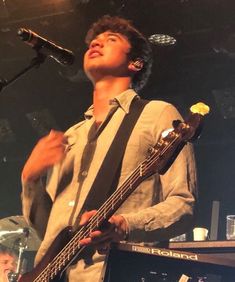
68;201;75;207
81;171;88;177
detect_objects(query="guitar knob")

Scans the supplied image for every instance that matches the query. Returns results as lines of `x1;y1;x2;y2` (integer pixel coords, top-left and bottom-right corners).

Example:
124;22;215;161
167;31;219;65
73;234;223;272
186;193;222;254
148;146;155;154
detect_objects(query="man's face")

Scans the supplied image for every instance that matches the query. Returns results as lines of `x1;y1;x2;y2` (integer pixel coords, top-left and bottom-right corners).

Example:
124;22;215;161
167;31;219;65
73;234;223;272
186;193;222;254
0;253;16;275
83;31;132;82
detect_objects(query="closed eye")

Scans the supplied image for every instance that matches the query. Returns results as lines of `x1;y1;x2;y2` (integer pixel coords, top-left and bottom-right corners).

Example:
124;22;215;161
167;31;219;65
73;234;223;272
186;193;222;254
107;36;117;42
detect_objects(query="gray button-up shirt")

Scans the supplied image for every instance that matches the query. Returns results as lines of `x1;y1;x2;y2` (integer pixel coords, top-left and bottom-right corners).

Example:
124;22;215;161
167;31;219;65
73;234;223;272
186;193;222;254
22;89;197;281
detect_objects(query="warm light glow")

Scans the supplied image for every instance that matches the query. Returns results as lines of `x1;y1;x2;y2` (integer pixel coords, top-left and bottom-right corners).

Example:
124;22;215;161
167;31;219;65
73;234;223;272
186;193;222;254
190;102;210;116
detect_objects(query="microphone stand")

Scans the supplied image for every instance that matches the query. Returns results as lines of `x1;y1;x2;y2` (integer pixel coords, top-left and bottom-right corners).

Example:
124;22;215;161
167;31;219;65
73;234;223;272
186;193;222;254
8;228;30;282
0;52;46;93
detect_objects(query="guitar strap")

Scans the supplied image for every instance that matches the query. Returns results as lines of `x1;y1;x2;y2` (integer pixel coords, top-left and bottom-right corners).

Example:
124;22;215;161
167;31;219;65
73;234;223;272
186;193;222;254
74;97;149;227
29;97;149;239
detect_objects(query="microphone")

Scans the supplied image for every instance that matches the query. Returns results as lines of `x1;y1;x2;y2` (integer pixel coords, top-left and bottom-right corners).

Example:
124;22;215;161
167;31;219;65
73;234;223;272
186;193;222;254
17;28;75;66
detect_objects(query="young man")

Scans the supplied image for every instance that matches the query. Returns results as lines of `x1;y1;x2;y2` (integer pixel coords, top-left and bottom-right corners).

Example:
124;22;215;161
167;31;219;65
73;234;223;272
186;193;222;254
0;246;17;282
21;16;197;281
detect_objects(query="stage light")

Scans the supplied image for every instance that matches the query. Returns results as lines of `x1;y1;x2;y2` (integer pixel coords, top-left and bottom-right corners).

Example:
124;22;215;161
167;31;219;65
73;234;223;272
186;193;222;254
148;34;176;46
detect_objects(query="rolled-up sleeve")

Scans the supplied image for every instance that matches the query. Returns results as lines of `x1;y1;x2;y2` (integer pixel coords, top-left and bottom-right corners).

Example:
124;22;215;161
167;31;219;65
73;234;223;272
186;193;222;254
21;178;44;225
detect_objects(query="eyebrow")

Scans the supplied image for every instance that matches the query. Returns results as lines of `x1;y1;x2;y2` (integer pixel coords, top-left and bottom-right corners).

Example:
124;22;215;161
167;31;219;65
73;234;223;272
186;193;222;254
95;32;125;41
106;32;122;38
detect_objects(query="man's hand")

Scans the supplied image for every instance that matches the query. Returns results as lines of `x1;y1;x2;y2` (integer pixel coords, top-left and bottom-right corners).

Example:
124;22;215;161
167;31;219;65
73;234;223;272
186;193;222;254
22;130;67;182
79;210;129;254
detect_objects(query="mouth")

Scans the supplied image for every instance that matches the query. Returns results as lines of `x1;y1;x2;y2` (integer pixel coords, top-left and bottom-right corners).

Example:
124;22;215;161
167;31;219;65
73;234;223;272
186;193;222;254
88;49;102;58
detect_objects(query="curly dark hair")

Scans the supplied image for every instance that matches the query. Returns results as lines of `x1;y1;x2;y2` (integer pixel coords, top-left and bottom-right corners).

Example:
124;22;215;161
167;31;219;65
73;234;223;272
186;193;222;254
0;245;17;258
85;15;153;92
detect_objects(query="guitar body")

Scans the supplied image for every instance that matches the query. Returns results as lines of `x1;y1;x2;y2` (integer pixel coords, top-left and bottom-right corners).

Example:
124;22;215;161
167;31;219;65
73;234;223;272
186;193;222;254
19;227;73;282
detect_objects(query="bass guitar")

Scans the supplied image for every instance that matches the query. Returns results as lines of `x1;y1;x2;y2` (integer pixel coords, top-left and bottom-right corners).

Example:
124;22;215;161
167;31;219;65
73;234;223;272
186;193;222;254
19;102;209;282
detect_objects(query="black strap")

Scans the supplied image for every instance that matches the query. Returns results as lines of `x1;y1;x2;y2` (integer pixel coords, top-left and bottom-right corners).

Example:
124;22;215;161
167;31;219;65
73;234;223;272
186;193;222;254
79;98;149;214
30;98;149;239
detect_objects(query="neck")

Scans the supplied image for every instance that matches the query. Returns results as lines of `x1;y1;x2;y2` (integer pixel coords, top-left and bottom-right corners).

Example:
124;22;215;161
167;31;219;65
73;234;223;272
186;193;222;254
92;76;131;123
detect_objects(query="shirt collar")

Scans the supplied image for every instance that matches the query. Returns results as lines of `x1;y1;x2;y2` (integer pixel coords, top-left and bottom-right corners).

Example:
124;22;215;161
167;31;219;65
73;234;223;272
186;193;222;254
84;89;139;119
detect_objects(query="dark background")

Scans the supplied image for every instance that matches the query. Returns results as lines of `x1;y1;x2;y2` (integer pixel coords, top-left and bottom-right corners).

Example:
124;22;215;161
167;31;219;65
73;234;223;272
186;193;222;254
0;0;235;240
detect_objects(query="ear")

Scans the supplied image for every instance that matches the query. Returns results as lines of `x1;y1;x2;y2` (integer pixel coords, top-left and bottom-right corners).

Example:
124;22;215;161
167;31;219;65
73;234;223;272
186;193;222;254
128;59;144;72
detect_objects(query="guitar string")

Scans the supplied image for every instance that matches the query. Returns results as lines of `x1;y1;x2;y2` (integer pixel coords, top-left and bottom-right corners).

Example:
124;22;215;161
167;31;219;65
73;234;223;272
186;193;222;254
33;160;146;281
34;133;181;281
33;150;160;281
34;134;181;281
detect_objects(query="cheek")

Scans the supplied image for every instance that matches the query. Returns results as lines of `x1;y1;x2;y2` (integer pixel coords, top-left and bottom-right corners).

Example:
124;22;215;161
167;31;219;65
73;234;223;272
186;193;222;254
106;50;129;66
83;54;92;74
83;52;89;66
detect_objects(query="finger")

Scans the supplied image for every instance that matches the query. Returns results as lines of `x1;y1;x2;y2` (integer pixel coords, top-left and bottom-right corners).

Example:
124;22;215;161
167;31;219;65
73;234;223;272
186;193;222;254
108;215;128;241
79;230;108;246
46;130;66;146
79;237;92;246
89;230;102;238
79;230;103;246
37;135;64;153
46;135;67;148
79;210;97;226
90;228;115;244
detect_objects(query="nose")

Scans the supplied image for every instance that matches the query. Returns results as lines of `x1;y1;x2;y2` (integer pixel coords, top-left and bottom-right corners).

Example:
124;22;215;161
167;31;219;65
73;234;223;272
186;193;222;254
90;38;103;49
